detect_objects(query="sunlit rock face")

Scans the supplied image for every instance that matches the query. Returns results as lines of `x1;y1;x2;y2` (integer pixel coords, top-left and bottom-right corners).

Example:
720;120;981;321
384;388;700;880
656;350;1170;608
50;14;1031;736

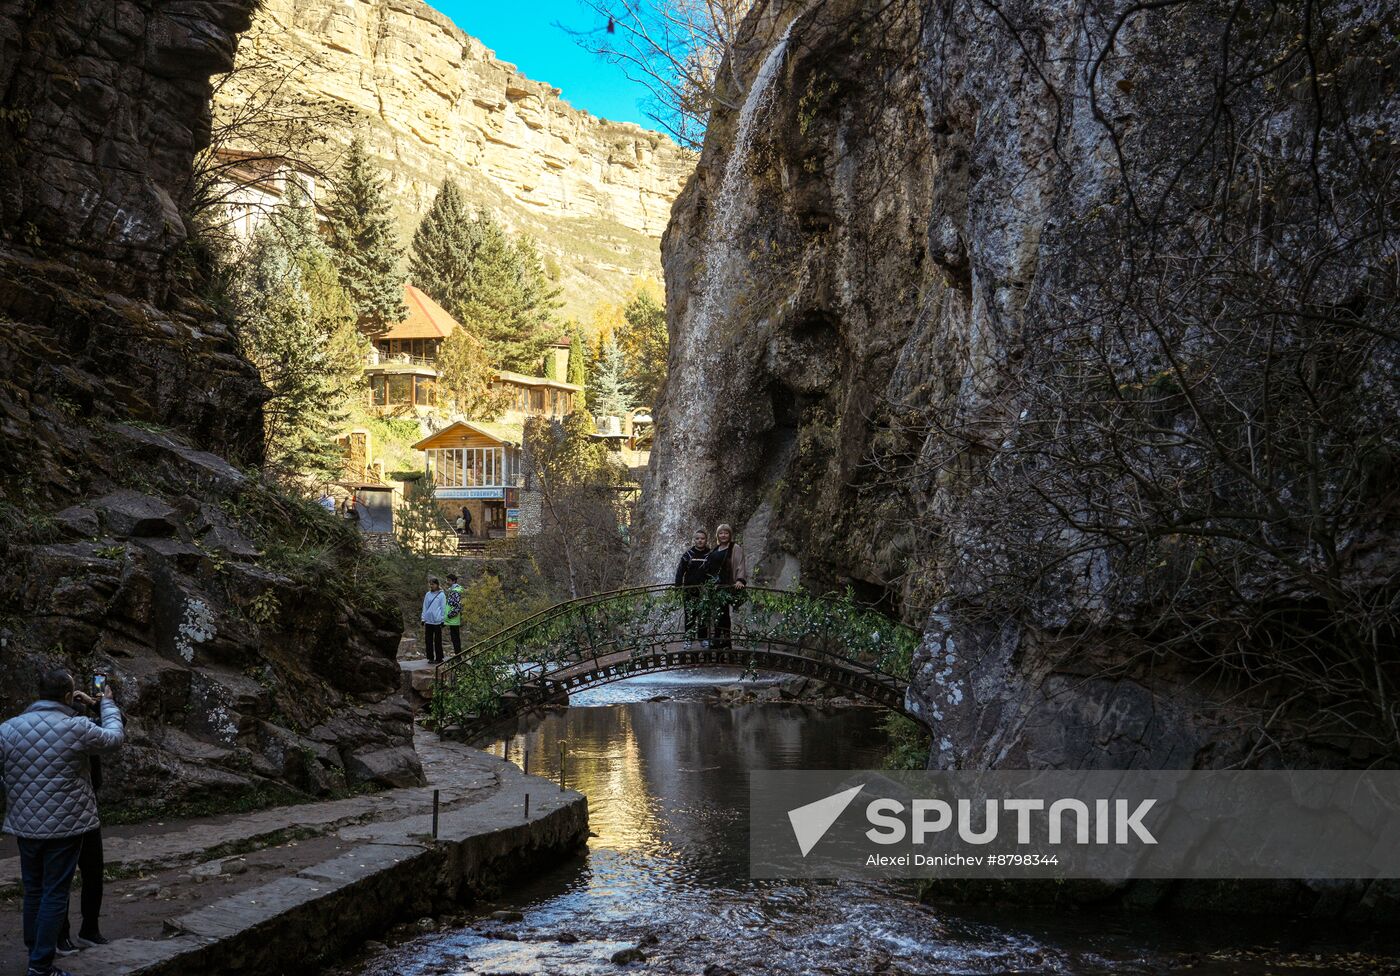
221;0;695;316
0;1;421;814
642;0;1399;771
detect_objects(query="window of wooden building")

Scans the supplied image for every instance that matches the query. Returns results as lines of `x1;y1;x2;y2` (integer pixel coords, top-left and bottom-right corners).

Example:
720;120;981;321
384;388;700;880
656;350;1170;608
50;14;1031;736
368;373;437;408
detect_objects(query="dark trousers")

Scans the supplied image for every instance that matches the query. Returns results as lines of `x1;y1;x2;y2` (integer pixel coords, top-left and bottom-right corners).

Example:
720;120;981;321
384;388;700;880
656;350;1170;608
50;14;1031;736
18;834;83;974
446;624;462;656
712;602;733;648
424;623;444;664
682;592;709;642
59;827;104;942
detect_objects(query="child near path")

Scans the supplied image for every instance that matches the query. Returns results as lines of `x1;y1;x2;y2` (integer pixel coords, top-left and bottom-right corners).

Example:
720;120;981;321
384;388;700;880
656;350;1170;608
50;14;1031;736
444;574;465;658
673;528;712;646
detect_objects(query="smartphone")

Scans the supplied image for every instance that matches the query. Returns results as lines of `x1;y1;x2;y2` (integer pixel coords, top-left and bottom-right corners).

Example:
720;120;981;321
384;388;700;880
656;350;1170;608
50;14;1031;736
93;674;106;692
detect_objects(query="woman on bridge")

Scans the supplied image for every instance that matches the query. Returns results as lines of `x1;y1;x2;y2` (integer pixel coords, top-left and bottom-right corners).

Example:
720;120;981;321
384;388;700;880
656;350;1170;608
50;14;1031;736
674;528;712;646
705;524;748;649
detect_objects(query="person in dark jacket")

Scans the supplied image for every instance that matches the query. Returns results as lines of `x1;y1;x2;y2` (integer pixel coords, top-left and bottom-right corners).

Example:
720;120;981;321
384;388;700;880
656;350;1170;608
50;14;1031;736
1;668;124;976
673;529;711;646
704;523;748;649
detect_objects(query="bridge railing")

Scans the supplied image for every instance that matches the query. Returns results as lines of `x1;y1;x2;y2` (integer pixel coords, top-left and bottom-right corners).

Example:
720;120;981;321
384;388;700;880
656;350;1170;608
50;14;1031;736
430;585;920;730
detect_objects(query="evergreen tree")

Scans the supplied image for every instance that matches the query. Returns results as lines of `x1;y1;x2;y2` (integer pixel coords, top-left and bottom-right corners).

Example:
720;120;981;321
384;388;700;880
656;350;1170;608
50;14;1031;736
235;185;366;478
567;324;588;388
457;211;563;371
324;137;405;337
619;288;668;407
590;333;635;421
408;179;478;320
411;200;563;372
544;339;565;381
585;331;608;414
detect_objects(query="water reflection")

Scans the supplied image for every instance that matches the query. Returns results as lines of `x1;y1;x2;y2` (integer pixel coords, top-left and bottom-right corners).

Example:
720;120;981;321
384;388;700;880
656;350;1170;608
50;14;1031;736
344;674;1391;976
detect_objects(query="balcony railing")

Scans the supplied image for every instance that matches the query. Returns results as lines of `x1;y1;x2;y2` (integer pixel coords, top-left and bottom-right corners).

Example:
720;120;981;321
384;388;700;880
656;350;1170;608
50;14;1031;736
366;353;437;369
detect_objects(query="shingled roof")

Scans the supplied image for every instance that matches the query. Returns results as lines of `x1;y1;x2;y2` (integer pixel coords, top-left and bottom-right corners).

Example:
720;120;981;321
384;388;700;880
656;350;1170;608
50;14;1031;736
378;285;462;340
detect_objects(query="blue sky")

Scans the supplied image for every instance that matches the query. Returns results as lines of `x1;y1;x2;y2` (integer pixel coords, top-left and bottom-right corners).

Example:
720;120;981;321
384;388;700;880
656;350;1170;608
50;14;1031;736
430;1;659;129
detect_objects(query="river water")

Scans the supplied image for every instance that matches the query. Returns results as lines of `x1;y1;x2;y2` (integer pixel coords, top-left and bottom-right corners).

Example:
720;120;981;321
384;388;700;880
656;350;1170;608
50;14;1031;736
347;672;1388;975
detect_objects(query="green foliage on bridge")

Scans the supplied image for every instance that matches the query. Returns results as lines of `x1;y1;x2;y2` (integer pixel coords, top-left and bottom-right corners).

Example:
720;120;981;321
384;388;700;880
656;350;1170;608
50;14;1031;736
431;585;920;731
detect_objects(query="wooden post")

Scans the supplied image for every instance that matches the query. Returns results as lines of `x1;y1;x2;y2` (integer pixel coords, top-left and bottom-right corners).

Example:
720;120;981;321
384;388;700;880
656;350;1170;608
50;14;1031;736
524;793;530;819
432;789;440;840
523;749;530;776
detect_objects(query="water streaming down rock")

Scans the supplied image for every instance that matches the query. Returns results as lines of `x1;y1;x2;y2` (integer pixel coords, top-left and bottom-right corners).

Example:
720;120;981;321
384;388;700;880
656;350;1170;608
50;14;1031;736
634;0;1400;802
643;17;800;580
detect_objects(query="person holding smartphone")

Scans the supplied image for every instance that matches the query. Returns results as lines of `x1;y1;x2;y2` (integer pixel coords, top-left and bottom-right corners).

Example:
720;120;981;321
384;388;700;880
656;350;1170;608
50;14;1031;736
1;668;124;976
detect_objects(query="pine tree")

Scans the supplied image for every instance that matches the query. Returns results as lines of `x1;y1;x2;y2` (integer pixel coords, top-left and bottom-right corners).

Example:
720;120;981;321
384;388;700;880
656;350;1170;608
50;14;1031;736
324;137;405;337
235;185;366;478
590;333;634;421
544;337;565;381
408;179;478;320
619;287;668;407
567;323;588;388
457;212;564;371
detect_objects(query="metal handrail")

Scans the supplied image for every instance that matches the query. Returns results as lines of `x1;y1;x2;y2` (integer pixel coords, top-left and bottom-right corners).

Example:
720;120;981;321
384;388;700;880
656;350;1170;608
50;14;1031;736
431;585;921;729
437;584;916;675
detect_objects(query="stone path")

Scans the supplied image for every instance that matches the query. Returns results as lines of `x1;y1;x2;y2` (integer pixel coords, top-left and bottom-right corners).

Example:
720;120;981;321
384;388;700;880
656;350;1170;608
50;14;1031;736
0;730;587;976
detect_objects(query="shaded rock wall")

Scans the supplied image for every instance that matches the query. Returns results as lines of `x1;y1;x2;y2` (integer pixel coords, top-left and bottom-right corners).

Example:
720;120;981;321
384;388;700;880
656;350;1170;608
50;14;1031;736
0;0;256;289
641;0;1399;771
0;1;421;816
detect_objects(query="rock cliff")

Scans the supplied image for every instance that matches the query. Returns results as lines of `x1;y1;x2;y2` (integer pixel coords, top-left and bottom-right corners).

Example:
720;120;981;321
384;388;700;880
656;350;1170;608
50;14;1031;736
219;0;695;316
642;0;1399;776
0;0;421;817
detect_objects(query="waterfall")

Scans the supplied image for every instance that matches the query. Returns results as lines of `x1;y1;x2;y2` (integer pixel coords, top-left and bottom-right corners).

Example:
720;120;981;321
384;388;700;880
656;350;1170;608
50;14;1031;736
646;19;799;580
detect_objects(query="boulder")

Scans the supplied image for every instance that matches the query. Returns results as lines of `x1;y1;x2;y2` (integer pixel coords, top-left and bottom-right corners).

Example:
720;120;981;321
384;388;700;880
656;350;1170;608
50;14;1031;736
53;505;99;538
344;745;424;789
94;490;179;538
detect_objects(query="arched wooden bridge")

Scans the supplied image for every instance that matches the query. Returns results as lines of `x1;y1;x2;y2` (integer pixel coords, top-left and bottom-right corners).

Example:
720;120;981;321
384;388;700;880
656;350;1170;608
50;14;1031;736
431;585;924;739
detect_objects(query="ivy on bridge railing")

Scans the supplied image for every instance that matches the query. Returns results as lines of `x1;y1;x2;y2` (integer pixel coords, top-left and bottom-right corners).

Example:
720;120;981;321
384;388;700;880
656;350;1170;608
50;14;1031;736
430;585;920;730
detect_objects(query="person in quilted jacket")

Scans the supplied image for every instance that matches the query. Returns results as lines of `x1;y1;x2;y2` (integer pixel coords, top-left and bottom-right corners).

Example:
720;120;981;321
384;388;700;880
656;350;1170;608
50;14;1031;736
1;668;124;976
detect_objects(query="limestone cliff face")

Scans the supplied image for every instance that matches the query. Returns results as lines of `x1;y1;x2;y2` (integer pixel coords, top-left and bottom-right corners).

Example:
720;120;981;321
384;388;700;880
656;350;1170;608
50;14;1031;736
221;0;695;315
643;0;1399;776
0;0;421;816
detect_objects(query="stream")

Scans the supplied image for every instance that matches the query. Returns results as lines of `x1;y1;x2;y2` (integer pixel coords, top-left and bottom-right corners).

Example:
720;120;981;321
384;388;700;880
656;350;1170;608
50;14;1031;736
345;672;1391;975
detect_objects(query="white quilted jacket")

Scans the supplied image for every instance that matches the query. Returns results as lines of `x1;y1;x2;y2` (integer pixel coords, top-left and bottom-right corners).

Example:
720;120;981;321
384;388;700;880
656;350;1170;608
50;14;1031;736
1;699;124;839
